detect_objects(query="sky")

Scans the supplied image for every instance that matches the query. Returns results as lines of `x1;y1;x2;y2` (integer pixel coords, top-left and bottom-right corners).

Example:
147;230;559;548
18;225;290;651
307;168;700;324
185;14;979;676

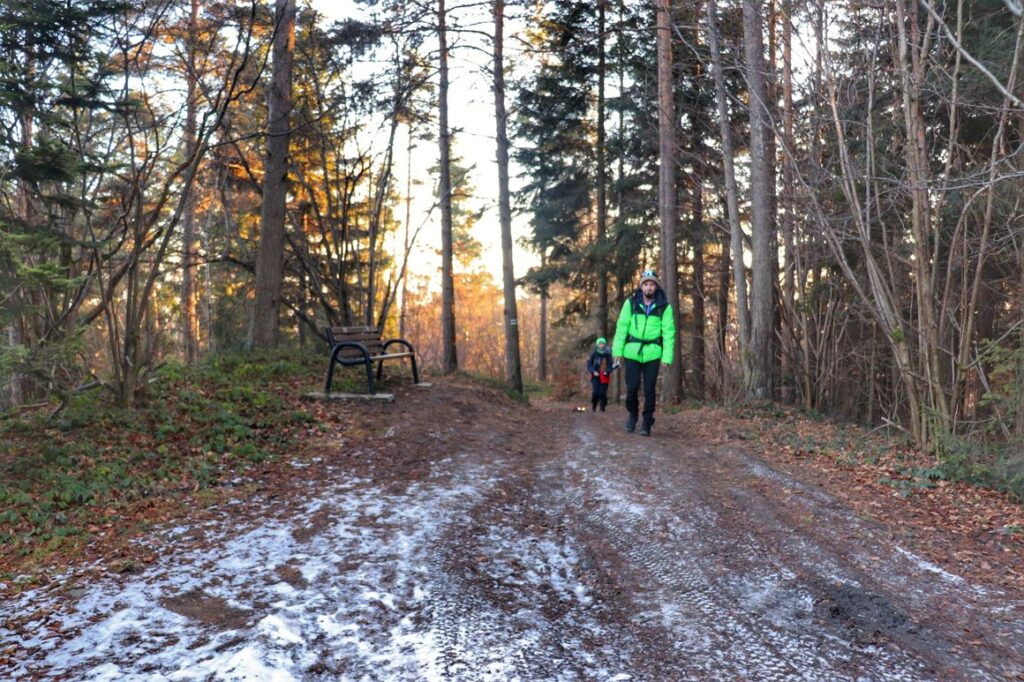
310;0;541;294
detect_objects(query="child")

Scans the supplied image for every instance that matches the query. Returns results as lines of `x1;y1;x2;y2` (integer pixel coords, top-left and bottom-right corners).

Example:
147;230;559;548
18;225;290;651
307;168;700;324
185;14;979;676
586;337;614;412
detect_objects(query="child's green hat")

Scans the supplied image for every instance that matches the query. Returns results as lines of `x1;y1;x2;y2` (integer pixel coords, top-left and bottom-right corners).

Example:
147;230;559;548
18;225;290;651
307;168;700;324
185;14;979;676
596;337;607;347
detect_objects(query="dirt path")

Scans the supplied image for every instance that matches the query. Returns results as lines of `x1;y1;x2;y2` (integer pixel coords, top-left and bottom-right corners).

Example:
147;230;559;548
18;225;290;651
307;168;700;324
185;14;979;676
2;380;1023;680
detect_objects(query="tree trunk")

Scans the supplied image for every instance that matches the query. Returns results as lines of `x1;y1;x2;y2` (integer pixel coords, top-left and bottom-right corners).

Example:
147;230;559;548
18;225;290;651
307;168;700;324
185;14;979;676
692;166;706;400
717;224;730;396
1019;248;1024;434
691;50;707;400
596;0;609;339
779;0;796;403
493;0;523;394
366;113;400;330
656;0;681;404
951;11;1024;426
249;0;295;350
766;0;781;395
10;32;36;406
894;0;948;440
706;0;749;351
539;252;549;382
181;0;200;364
741;0;774;400
438;0;458;374
399;127;414;338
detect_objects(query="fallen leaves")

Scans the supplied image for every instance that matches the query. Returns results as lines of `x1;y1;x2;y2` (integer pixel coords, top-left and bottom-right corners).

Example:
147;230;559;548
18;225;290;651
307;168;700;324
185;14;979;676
670;404;1024;594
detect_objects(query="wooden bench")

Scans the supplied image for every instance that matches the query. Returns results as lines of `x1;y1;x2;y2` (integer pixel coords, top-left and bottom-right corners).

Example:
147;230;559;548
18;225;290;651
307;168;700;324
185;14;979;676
323;325;419;395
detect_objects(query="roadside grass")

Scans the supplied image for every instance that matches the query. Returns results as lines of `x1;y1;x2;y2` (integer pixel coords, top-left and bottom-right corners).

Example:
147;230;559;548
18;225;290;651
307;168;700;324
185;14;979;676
928;433;1024;503
0;351;347;575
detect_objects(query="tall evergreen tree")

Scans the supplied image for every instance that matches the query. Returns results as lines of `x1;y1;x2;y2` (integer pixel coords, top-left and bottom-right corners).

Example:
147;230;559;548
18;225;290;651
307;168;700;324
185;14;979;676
515;0;595;318
0;0;129;407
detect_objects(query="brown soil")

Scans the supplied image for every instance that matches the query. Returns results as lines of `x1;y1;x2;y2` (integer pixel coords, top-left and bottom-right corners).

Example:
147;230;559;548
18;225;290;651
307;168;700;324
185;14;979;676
3;377;1023;680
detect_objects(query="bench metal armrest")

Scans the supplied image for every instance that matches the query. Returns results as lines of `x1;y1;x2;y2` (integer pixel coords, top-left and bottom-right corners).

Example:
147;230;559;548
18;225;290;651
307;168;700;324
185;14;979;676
329;341;371;366
325;341;376;395
382;338;416;355
379;338;419;384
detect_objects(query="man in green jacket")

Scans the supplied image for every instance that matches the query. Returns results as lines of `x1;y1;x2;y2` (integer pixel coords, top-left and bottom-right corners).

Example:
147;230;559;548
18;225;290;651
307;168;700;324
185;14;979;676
612;270;676;436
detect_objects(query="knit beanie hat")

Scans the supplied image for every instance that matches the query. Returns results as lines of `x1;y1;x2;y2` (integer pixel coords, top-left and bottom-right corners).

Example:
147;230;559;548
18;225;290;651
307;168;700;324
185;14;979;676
639;269;660;288
595;337;608;349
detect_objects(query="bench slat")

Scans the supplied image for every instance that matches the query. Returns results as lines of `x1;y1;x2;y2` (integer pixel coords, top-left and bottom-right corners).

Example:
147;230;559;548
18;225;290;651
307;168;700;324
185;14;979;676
329;326;376;335
331;337;383;346
333;346;385;356
334;344;384;353
331;331;379;337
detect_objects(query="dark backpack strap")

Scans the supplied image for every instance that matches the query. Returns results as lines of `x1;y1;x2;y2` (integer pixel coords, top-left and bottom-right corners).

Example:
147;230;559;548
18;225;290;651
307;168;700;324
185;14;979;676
626;334;662;347
632;299;666;318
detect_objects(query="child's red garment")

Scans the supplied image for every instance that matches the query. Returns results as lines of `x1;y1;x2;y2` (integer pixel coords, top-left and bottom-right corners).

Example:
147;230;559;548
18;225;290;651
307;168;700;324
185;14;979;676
599;370;611;385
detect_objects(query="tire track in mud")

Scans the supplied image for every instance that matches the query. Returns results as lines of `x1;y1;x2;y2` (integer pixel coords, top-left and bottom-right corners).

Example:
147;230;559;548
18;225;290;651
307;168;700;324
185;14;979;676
564;423;938;681
419;448;645;680
720;462;1024;681
565;414;1024;681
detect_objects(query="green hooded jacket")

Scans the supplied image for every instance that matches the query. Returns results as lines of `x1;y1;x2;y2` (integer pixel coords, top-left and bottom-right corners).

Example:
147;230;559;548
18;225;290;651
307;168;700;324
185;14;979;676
612;287;676;364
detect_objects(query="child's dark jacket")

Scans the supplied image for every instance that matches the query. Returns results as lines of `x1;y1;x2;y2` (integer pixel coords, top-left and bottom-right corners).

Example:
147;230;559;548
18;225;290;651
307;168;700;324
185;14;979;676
587;349;613;385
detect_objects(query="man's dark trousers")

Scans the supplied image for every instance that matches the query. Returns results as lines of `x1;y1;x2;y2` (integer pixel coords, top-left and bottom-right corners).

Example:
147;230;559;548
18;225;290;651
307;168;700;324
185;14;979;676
624;359;660;423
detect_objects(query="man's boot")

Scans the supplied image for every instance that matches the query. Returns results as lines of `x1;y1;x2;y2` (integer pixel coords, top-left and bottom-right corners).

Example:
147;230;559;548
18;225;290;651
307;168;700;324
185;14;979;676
626;413;638;433
639;416;654;437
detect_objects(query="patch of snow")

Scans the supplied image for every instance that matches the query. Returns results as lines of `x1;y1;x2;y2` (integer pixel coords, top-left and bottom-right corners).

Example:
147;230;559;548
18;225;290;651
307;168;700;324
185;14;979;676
2;469;494;679
169;646;300;681
257;613;305;645
3;460;630;680
746;461;835;505
893;546;965;585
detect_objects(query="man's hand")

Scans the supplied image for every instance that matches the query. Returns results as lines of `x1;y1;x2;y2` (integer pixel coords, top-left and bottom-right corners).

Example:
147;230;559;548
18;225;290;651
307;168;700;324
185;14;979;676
613;356;622;365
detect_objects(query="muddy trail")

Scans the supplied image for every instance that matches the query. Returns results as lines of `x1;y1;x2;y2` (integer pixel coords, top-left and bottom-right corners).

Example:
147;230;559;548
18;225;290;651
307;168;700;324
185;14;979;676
2;379;1023;680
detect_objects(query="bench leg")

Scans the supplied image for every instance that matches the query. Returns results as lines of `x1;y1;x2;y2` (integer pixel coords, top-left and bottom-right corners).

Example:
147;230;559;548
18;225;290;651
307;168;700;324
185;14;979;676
376;358;385;381
365;359;376;395
325;351;338;395
410;355;420;385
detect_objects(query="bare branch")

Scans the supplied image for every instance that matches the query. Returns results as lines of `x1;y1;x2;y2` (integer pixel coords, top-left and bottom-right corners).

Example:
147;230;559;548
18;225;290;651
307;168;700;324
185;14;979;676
919;0;1024;108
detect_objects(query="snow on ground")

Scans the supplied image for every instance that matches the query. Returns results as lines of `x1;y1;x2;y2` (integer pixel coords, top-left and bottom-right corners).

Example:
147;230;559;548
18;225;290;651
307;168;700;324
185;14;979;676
5;421;1024;680
0;459;609;681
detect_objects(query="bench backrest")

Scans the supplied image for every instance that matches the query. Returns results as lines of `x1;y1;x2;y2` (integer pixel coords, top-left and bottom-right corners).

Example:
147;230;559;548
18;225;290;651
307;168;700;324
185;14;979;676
326;325;384;358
